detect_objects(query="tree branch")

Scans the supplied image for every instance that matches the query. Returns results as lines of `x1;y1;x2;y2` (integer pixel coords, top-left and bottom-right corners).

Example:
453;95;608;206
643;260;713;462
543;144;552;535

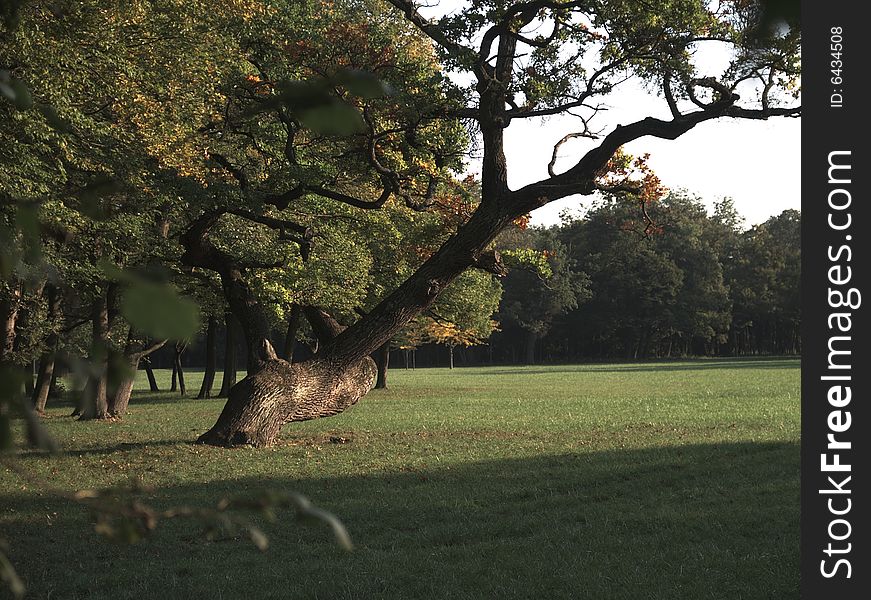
303;307;346;343
384;0;478;64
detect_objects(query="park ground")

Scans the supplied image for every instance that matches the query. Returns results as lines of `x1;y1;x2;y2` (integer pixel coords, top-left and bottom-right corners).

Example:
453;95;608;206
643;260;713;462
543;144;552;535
1;358;799;599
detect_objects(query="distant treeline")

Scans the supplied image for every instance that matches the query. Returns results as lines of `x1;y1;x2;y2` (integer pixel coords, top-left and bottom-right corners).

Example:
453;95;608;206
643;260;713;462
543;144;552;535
487;193;800;364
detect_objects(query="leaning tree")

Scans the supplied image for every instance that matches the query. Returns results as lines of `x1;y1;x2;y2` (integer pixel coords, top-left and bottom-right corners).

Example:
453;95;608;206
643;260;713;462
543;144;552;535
181;0;800;446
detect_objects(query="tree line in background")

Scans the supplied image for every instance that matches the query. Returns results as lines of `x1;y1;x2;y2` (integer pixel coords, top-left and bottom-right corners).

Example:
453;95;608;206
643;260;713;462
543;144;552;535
492;196;800;364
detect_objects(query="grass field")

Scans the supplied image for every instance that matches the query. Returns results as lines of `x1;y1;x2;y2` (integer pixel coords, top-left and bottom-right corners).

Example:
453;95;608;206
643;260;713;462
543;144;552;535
1;358;800;599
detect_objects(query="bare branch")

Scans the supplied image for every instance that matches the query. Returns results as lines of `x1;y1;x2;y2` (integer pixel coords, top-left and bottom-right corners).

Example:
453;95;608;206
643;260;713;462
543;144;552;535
662;72;681;118
548;131;598;177
303;307;346;343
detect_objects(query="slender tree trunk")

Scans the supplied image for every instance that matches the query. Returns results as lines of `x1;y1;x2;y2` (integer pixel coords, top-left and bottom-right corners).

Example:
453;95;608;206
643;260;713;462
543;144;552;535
219;313;238;397
197;316;218;399
80;291;110;420
283;304;302;363
174;342;187;396
32;285;61;413
143;357;159;391
170;362;178;391
48;369;59;398
448;345;455;370
23;362;34;396
32;353;55;414
374;341;390;389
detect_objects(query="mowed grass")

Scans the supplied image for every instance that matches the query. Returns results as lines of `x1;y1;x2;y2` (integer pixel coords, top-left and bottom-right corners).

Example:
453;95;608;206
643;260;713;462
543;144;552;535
1;358;799;599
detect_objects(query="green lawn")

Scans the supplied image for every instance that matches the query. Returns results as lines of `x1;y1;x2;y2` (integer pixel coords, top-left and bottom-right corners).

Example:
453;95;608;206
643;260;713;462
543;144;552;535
1;358;800;599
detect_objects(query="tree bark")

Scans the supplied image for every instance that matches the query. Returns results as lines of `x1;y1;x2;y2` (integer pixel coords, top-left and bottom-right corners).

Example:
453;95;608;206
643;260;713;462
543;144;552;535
143;357;159;391
283;304;302;362
197;316;218;399
374;341;390;389
108;338;167;416
80;291;110;420
197;350;376;446
32;285;62;414
218;312;238;397
174;342;187;396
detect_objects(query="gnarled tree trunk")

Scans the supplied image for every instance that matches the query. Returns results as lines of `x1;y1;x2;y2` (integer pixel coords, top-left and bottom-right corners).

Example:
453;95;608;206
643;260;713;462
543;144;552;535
197;347;376;446
182;205;510;447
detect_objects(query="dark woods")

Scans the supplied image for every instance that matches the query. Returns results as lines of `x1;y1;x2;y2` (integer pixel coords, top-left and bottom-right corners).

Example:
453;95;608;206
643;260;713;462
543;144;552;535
489;197;800;364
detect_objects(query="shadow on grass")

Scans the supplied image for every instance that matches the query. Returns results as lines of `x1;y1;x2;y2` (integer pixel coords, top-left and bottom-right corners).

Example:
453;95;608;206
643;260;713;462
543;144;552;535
2;440;798;600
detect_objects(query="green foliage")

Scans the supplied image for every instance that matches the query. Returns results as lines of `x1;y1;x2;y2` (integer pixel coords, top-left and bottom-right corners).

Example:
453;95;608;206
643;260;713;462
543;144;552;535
497;226;590;344
725;209;800;353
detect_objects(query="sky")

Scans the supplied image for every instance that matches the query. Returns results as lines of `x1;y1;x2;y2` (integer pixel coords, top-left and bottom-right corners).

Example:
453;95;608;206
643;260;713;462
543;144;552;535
417;1;801;228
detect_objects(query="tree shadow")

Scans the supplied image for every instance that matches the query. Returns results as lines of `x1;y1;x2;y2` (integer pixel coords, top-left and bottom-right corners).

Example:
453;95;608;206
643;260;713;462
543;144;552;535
1;441;798;599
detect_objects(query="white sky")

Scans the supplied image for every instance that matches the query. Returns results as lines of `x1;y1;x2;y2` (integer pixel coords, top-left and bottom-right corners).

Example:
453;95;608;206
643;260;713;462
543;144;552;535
416;1;801;228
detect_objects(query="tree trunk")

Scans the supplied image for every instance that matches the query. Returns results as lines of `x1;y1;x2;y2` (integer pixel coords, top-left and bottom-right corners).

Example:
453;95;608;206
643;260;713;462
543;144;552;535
33;285;62;414
283;304;302;362
182;201;511;447
143;357;159;391
170;361;178;391
80;292;110;420
218;312;238;397
374;341;390;389
32;353;55;414
108;360;138;416
48;368;59;398
448;345;454;370
197;316;218;399
108;338;167;416
22;362;34;396
174;342;187;396
197;350;376;446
